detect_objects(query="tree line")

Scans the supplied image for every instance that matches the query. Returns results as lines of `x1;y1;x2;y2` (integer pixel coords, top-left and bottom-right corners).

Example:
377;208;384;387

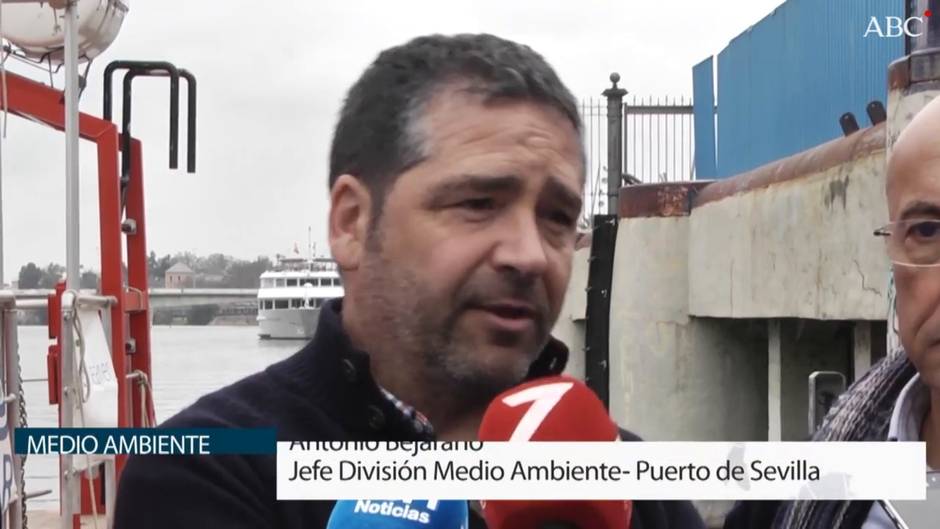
16;252;273;290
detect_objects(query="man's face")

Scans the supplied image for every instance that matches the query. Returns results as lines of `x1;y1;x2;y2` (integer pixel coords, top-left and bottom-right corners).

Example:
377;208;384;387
888;118;940;389
357;90;583;400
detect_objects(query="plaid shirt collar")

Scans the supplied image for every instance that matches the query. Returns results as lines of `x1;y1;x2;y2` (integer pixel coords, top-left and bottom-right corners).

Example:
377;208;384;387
373;337;571;440
379;387;435;438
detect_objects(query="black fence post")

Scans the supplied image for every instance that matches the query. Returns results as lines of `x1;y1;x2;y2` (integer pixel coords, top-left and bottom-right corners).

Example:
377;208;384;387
602;73;627;214
584;214;617;408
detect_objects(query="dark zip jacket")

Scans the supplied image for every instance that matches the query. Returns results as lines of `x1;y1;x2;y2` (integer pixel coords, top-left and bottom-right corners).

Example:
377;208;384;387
115;298;705;529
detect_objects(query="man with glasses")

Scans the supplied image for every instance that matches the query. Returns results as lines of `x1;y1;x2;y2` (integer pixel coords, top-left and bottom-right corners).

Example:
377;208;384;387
724;96;940;529
859;94;940;528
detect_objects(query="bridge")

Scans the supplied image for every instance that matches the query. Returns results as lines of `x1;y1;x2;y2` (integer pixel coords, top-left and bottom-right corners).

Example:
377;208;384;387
10;288;258;309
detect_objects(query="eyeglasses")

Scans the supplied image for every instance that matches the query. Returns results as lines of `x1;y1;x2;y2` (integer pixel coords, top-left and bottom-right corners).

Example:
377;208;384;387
874;219;940;267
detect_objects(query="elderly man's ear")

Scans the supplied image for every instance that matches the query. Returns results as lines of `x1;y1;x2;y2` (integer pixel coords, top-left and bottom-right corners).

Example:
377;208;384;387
328;174;374;272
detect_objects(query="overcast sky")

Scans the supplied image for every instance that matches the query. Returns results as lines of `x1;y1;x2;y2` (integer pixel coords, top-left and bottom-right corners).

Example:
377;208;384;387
0;0;785;279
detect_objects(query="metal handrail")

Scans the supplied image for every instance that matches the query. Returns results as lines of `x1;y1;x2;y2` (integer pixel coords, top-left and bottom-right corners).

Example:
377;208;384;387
0;291;15;308
0;291;25;528
60;292;118;311
0;290;116;310
103;61;180;173
12;300;46;310
75;294;118;309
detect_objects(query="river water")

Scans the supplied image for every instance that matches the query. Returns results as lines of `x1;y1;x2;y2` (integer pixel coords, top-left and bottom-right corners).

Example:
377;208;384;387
15;324;301;510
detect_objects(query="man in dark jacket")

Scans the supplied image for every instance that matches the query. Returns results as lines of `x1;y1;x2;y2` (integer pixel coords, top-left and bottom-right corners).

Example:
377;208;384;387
114;33;704;529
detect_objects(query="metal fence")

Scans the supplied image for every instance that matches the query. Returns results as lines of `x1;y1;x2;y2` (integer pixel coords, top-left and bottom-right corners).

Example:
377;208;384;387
580;96;695;219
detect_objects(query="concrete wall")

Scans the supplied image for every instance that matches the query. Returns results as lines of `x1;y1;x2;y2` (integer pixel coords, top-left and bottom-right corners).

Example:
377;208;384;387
607;216;767;442
767;319;855;441
599;209;767;526
688;125;890;320
551;126;898;445
554;246;590;381
550;112;908;526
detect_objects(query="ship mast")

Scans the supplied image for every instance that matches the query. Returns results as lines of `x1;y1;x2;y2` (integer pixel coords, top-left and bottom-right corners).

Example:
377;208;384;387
62;3;82;528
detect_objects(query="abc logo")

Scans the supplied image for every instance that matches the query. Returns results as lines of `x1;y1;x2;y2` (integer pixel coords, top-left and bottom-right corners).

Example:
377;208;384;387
864;14;931;38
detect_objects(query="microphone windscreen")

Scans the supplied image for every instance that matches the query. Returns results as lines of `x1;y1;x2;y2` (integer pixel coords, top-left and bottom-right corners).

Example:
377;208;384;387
326;499;468;529
481;500;632;529
478;375;631;529
478;375;618;442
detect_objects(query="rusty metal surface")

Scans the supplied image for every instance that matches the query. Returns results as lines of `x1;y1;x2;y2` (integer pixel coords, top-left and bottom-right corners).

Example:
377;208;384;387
890;56;912;90
693;122;886;208
618;182;713;218
891;49;940;90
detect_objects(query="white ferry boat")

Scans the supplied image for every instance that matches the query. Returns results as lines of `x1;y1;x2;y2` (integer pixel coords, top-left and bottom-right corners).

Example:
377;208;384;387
257;255;344;339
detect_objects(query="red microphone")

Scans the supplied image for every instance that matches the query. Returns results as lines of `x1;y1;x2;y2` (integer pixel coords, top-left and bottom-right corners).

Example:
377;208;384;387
478;375;633;529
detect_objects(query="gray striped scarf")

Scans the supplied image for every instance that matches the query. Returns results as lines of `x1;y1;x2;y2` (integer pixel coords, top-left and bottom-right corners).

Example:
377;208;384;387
773;351;917;529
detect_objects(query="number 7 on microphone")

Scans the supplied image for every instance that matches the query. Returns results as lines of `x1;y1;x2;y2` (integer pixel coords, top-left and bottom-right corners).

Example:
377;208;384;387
500;382;574;441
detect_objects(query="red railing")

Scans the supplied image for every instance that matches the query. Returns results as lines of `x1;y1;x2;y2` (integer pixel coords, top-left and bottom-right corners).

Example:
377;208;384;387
2;70;154;525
